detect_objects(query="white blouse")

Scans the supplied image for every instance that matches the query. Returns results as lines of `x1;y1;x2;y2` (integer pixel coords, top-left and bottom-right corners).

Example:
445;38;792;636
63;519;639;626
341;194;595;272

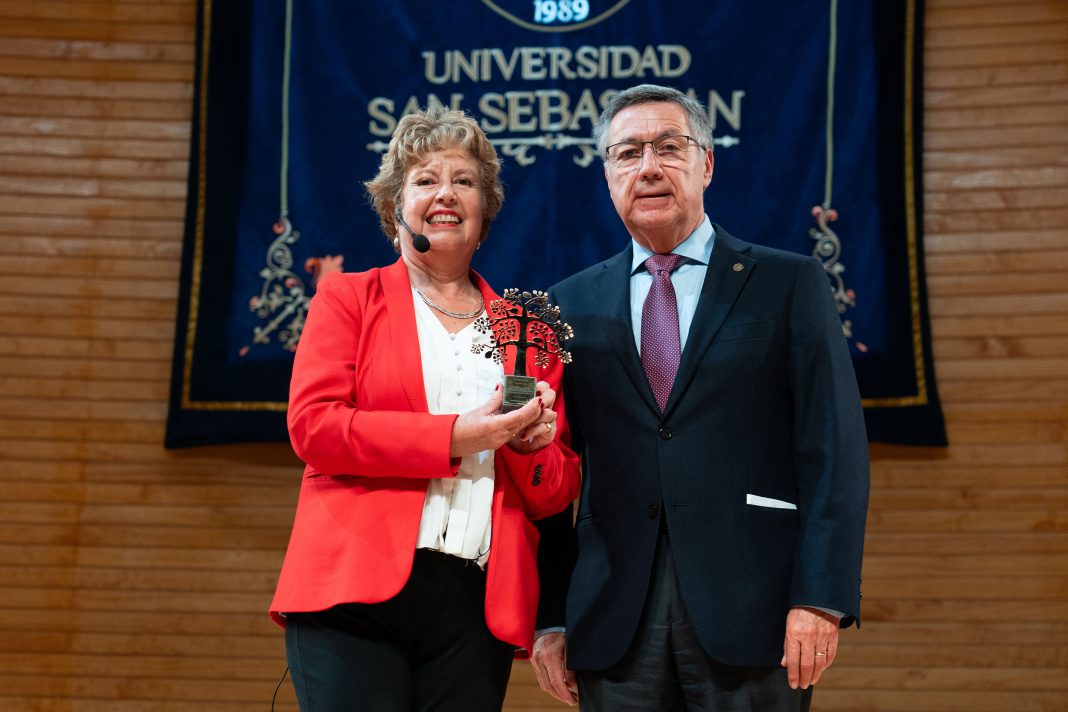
412;290;503;567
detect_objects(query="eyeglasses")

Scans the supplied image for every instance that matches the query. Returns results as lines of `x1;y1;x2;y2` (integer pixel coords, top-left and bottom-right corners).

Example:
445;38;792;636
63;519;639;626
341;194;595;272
604;134;704;169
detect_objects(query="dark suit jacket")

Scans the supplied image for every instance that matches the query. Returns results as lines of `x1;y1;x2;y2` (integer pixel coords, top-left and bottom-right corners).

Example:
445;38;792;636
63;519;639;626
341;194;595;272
538;225;869;669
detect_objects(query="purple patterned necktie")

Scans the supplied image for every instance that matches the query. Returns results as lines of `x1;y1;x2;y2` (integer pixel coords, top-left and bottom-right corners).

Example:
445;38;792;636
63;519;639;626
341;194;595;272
641;253;687;411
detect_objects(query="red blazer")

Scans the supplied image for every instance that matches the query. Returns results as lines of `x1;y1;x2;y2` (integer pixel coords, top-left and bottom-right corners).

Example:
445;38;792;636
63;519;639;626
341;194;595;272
269;258;580;653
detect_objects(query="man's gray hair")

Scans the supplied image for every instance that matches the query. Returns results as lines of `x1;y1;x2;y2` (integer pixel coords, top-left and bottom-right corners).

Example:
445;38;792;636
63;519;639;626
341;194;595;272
592;84;714;158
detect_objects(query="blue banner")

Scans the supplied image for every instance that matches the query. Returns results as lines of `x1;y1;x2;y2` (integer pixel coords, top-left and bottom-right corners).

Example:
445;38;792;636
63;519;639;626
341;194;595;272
167;0;945;446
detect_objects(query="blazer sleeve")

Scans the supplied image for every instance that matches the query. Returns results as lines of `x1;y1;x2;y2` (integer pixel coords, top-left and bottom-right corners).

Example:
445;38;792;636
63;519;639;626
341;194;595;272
495;355;581;521
533;343;584;629
786;257;870;626
287;272;460;479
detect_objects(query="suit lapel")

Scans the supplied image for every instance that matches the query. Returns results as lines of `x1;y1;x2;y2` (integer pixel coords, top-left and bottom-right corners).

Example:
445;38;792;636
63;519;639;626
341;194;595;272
380;259;429;412
595;246;663;415
663;226;755;416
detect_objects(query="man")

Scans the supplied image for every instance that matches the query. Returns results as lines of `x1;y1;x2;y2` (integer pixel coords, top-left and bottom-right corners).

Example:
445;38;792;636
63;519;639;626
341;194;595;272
531;84;869;711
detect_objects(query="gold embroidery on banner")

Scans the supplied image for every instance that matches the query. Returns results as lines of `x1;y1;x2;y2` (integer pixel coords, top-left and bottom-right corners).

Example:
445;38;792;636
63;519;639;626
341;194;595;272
179;0;214;410
180;0;287;413
810;0;865;354
809;0;927;408
180;0;928;412
862;0;928;408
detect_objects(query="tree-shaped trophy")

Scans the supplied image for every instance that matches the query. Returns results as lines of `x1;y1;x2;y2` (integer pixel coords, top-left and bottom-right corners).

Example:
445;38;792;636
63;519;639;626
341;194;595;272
472;289;574;413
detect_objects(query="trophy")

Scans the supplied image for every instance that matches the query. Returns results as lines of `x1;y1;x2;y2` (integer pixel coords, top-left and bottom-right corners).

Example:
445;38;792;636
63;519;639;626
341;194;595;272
472;289;574;413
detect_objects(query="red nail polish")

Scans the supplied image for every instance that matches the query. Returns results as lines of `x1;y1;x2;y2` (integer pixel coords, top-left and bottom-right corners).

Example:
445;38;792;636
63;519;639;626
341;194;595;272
495;384;500;391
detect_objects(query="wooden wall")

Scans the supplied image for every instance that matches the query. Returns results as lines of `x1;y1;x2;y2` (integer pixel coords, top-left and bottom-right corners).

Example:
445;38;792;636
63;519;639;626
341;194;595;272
0;0;1064;709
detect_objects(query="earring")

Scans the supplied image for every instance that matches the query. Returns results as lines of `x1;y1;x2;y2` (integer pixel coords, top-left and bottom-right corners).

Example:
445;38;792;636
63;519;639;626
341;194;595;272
393;237;400;249
476;240;482;251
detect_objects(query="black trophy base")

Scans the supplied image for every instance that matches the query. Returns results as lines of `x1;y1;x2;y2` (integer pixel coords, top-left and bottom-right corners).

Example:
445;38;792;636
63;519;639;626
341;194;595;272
500;374;537;413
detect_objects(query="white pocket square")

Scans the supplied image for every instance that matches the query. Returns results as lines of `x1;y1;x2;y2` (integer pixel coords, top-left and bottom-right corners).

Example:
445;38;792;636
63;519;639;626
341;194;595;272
746;494;798;510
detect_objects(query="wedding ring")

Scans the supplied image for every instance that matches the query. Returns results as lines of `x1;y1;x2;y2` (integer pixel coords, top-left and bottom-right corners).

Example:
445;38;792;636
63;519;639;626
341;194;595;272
815;652;827;657
544;422;552;432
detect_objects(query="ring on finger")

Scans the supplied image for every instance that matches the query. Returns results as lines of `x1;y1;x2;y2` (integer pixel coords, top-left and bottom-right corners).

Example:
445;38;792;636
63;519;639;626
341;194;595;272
544;422;552;432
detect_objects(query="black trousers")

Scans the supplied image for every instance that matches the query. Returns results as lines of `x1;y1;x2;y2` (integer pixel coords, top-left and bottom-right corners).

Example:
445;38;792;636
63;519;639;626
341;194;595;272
577;529;813;712
284;549;514;712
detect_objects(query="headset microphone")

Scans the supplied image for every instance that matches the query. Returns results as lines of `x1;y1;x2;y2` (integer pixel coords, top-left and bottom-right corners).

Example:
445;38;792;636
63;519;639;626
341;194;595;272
395;211;431;253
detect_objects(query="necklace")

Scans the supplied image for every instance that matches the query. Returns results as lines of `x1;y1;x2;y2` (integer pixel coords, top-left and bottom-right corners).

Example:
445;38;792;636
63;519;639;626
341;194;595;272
414;287;484;319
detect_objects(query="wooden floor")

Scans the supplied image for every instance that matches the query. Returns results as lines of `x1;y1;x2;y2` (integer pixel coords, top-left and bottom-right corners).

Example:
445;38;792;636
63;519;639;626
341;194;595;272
0;0;1066;709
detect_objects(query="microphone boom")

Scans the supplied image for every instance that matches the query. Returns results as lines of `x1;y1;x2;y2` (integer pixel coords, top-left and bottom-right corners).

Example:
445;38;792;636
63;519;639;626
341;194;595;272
396;211;431;253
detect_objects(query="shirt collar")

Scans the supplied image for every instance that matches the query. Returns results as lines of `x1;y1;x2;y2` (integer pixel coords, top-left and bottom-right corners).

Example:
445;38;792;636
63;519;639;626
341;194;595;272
630;215;715;275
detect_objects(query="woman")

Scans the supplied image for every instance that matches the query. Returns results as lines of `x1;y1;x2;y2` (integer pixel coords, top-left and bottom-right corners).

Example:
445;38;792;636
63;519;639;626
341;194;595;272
269;106;580;712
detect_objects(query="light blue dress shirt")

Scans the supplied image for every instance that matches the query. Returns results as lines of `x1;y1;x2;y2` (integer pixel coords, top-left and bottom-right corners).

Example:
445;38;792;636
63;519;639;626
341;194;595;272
629;215;715;353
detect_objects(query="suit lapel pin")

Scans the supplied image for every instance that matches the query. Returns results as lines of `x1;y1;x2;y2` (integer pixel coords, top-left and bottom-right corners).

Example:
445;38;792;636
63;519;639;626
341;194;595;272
732;262;744;272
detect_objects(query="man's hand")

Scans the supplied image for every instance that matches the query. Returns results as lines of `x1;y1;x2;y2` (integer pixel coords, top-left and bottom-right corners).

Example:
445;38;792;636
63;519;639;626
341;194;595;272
780;606;840;689
530;632;578;706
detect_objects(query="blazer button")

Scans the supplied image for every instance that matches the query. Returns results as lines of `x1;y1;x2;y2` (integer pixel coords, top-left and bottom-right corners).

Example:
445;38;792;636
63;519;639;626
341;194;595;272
658;426;672;440
648;504;659;519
